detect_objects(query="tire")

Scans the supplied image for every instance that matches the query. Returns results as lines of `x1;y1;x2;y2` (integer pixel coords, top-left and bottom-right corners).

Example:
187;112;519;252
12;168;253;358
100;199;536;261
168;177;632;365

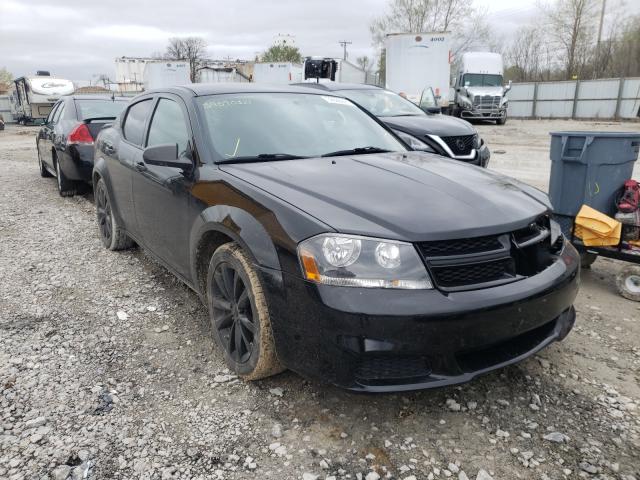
206;243;284;380
497;112;507;125
580;252;598;269
54;154;76;197
95;178;134;251
616;265;640;302
37;147;52;178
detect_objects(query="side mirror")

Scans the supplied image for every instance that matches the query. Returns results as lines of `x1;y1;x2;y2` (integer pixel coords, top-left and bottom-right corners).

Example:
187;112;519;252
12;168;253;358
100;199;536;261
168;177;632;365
505;80;512;93
421;106;442;114
143;143;192;170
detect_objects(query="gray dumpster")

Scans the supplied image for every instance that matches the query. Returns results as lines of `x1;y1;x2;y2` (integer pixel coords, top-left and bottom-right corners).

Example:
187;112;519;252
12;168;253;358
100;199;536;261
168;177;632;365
548;131;640;218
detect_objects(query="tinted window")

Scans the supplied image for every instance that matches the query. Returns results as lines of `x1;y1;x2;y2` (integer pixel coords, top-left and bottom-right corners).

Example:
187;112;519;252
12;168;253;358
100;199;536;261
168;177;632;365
52;103;65;123
74;99;128;120
123;99;153;146
196;93;405;160
147;99;189;155
46;102;61;124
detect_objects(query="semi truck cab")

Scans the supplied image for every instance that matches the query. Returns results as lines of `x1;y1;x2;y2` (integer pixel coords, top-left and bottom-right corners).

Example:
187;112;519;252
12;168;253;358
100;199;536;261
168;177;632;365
449;52;511;125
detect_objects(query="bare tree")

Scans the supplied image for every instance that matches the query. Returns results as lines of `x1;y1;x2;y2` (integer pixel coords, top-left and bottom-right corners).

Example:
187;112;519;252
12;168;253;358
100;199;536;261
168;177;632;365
165;37;208;83
370;0;467;46
541;0;597;79
356;56;373;71
505;26;545;81
370;0;499;74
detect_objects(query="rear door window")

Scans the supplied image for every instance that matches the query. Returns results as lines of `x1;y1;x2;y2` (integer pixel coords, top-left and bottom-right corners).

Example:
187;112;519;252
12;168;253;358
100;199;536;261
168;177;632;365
46;102;61;124
146;98;189;155
123;99;153;146
52;103;65;123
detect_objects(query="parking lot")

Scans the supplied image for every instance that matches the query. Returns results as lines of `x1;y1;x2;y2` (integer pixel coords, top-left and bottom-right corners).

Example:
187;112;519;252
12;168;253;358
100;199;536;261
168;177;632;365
1;119;639;480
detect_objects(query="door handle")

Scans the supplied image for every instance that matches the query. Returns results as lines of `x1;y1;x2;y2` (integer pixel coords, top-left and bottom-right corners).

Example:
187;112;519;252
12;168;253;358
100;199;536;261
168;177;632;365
135;161;148;172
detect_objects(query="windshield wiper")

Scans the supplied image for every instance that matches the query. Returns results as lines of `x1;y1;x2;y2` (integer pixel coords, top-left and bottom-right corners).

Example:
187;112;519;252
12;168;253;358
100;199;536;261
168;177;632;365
321;146;392;157
216;153;310;164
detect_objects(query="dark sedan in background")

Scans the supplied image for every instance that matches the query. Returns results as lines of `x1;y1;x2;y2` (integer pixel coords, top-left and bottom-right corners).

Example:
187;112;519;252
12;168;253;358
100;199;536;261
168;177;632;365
92;84;578;391
296;82;490;167
37;95;129;196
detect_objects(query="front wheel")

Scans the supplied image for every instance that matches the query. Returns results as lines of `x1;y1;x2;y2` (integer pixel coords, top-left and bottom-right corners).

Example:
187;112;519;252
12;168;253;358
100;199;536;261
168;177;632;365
616;265;640;302
496;112;507;125
95;178;134;251
206;243;284;380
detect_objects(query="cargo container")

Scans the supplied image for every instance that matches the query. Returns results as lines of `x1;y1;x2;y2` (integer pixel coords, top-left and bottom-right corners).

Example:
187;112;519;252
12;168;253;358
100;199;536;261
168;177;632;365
384;32;451;105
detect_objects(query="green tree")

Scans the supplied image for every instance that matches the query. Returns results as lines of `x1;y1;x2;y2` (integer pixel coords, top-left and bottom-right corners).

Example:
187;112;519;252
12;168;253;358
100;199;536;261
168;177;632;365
261;45;303;63
0;67;13;85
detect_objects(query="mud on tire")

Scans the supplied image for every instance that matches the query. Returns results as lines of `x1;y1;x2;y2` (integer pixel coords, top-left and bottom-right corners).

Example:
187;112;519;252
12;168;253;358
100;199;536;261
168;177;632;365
206;243;284;380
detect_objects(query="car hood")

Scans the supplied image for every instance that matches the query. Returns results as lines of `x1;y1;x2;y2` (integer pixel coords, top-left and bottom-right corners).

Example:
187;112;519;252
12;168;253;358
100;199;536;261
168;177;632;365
220;152;550;242
381;114;475;137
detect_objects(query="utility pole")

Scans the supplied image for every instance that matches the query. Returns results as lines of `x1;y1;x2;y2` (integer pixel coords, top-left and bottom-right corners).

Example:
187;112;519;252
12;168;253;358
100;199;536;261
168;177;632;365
596;0;607;48
595;0;607;79
339;40;352;60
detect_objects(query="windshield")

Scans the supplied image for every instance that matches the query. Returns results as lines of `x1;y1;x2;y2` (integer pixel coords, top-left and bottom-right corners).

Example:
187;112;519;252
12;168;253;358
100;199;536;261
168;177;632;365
338;89;425;117
197;93;406;161
463;74;503;87
74;99;128;120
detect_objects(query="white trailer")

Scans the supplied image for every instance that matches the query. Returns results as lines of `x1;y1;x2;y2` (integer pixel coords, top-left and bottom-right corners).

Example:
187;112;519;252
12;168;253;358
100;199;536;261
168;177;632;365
9;74;74;124
143;61;191;90
335;60;367;83
384;32;451;105
253;62;303;84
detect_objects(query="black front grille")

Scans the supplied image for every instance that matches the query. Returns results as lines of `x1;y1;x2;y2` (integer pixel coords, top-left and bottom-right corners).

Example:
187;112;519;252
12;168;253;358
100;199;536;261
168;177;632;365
419;235;502;257
355;356;431;382
440;134;476;155
431;258;515;288
419;216;559;291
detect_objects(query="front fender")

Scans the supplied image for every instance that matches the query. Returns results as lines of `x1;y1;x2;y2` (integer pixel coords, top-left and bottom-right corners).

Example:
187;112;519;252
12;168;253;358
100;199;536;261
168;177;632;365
190;204;282;279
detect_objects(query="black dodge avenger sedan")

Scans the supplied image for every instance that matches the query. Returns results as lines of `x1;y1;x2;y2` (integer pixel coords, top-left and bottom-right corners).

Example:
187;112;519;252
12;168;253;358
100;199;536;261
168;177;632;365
93;84;579;392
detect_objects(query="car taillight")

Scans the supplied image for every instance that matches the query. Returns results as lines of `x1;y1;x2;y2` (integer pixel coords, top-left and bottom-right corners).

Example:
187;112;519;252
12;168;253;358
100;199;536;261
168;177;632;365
68;123;94;144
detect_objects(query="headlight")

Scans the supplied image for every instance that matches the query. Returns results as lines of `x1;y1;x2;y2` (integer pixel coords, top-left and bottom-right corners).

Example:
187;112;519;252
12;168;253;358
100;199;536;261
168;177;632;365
460;98;472;109
298;234;433;289
392;130;436;153
550;218;562;245
472;133;481;149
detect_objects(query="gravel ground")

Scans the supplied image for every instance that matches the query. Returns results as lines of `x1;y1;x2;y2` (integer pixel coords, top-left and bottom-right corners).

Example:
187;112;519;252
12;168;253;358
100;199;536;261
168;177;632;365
1;122;640;480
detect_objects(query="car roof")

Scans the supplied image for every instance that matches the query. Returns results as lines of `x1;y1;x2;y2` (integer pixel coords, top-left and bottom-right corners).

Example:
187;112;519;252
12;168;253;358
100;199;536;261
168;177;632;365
64;95;129;101
147;83;333;97
290;82;383;92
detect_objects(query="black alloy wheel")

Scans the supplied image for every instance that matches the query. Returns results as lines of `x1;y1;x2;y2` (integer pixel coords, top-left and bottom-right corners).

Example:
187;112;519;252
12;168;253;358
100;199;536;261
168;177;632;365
96;181;113;246
210;262;257;364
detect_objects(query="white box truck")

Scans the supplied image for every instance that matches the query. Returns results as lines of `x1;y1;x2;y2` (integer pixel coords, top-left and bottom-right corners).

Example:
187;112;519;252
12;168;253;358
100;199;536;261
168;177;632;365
446;52;511;125
9;73;74;124
253;62;303;84
384;32;451;105
143;61;191;90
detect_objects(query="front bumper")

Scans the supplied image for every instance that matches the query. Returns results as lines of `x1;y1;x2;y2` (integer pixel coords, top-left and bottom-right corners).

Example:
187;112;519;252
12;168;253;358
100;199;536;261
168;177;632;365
460;108;506;120
262;243;579;392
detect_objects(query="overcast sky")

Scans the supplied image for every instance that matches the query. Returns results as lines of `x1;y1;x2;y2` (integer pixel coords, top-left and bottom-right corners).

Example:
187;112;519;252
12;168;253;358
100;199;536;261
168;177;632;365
0;0;635;82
